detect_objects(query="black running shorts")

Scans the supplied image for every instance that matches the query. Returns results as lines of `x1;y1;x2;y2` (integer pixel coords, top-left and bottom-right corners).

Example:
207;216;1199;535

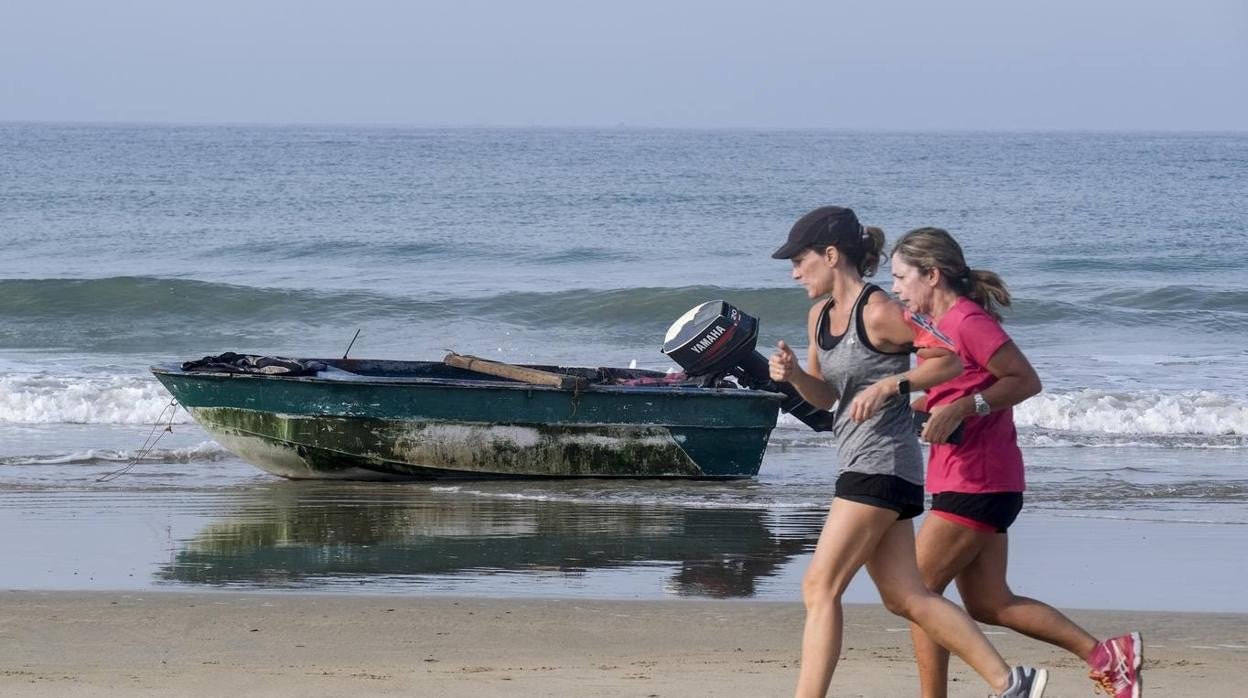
835;472;925;521
930;492;1024;533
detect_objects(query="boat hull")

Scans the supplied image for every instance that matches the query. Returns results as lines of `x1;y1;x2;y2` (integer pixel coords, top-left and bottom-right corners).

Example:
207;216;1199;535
153;360;782;480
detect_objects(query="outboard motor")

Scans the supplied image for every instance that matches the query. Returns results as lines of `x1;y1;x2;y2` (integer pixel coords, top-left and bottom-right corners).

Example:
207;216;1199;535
663;300;836;431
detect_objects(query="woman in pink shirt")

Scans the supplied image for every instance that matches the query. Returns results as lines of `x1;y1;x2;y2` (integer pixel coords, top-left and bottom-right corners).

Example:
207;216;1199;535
889;227;1143;698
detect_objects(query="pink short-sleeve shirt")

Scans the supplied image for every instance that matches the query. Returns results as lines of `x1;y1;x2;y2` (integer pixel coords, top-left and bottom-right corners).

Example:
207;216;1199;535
921;297;1025;494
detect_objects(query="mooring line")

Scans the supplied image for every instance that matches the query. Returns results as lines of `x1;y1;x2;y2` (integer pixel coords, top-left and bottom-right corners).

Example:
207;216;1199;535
96;398;180;483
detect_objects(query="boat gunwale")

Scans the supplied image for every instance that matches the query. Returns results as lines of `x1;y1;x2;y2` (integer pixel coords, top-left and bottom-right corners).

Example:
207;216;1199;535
150;363;787;402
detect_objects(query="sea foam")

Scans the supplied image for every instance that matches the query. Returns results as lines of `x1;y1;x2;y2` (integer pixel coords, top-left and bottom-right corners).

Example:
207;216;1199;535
0;373;192;425
1015;389;1247;436
4;370;1245;441
775;388;1248;440
0;441;229;466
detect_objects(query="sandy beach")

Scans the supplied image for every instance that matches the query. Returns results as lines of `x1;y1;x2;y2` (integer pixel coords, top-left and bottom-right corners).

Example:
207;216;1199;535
0;592;1242;696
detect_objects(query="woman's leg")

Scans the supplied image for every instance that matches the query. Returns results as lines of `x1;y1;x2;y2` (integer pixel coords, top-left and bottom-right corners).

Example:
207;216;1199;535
910;514;995;698
955;532;1098;659
866;519;1013;695
939;521;1139;696
794;498;902;698
911;515;1099;697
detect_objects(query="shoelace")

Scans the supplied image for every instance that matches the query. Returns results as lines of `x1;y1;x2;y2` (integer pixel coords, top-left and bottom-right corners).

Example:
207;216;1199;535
1089;668;1116;695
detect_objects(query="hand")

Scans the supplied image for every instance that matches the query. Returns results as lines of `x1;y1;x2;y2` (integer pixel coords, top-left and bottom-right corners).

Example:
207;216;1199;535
769;340;798;382
849;378;893;423
921;402;966;444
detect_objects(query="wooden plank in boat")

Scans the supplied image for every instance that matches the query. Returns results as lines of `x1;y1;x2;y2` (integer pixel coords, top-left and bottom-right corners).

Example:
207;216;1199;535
443;353;588;391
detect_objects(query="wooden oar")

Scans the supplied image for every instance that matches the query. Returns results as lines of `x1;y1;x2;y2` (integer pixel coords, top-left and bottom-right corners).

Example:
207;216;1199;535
443;353;588;391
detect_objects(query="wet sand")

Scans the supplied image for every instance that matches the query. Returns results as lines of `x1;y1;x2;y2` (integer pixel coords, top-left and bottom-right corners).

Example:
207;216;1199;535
0;592;1242;696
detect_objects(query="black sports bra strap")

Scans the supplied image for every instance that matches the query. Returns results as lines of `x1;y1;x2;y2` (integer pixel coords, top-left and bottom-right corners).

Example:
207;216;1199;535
815;296;838;349
818;285;873;350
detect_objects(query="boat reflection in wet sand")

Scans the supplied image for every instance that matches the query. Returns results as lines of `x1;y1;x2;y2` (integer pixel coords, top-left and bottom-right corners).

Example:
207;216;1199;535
157;484;820;598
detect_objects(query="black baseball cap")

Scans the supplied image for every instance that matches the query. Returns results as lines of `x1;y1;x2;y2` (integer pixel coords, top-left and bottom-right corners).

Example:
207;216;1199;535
771;206;864;260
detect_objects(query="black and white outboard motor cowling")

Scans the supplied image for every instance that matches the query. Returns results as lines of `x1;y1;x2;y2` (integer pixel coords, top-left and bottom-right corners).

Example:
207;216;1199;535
662;300;836;431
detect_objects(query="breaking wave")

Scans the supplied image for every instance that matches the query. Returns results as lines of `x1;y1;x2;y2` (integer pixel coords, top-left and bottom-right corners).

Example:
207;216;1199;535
0;277;812;352
3;361;1246;451
0;441;229;466
5;276;1245;353
776;388;1248;449
1015;389;1248;436
0;373;192;425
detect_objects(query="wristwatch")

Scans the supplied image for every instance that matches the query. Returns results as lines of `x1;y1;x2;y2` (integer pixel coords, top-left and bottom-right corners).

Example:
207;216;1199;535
972;393;991;416
896;376;911;396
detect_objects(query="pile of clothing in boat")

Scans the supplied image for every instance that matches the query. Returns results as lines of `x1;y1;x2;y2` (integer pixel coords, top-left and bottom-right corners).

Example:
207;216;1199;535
614;371;690;386
181;352;327;376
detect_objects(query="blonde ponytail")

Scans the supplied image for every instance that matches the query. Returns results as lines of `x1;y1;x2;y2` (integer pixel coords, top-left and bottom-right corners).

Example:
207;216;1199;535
891;227;1012;321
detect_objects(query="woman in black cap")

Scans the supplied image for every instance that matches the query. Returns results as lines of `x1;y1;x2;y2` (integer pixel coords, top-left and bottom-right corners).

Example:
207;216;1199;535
769;207;1048;698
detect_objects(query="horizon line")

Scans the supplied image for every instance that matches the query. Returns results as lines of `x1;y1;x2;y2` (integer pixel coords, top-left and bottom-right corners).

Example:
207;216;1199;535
2;118;1245;135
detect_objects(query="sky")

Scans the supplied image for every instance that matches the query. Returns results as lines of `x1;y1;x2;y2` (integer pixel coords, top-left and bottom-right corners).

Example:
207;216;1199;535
1;0;1245;130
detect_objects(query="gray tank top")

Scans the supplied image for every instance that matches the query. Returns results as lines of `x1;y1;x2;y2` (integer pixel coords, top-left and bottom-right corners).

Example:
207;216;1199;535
816;285;924;485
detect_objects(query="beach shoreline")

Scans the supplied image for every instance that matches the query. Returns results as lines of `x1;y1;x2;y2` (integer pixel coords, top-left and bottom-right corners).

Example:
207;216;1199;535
1;591;1243;696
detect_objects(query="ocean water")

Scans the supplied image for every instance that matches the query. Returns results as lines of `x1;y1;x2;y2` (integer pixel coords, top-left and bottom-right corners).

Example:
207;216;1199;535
1;124;1245;608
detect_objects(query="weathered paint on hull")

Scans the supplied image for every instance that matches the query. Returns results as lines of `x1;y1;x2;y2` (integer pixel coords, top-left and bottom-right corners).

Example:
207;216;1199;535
190;406;768;479
153;360;782;480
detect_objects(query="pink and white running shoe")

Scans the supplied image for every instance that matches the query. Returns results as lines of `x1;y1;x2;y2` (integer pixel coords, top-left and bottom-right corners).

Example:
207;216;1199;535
1088;631;1143;698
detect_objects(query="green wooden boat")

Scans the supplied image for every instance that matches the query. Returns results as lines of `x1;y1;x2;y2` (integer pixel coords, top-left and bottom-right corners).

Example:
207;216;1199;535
151;358;784;480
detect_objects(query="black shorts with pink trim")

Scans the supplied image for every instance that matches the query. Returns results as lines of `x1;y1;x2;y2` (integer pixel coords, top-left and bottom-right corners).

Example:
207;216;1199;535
835;472;925;521
930;492;1023;533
